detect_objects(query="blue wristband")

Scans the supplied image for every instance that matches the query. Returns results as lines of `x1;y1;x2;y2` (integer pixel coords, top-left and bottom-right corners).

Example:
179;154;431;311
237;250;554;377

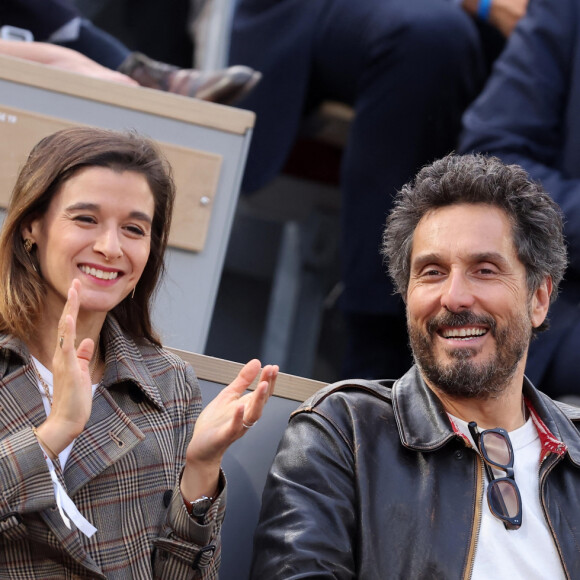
477;0;492;21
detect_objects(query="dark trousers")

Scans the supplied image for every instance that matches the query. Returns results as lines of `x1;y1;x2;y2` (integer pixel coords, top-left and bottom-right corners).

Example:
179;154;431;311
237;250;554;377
231;0;484;314
231;0;485;377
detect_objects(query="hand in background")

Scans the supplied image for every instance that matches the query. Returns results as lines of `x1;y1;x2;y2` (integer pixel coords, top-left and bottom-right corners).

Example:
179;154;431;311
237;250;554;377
489;0;528;36
461;0;528;37
0;39;138;85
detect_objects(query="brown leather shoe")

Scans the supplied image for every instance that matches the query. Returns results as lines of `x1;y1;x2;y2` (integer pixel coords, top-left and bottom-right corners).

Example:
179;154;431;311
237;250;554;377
118;51;261;106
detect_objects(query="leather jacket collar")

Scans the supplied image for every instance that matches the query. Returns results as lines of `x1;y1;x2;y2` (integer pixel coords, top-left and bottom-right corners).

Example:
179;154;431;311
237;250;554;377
391;366;580;464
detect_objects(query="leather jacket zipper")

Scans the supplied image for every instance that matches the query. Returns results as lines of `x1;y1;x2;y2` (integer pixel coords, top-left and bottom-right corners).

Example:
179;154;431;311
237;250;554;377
539;452;570;579
464;453;484;580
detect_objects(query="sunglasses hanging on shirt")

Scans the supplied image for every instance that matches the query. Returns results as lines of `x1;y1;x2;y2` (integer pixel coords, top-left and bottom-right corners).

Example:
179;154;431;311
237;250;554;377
468;421;522;530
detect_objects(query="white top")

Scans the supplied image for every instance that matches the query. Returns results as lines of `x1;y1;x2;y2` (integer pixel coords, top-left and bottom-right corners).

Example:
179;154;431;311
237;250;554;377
450;414;566;579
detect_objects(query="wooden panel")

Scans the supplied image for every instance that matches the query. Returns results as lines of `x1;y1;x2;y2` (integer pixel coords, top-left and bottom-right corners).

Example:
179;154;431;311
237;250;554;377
165;141;222;252
0;105;222;253
168;348;326;402
0;54;255;136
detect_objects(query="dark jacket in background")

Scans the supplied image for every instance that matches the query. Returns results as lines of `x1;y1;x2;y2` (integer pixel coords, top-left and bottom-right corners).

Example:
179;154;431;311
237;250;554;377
459;0;580;397
230;0;484;315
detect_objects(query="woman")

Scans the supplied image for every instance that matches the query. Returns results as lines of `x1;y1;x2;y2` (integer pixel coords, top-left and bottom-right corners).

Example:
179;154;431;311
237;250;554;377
0;126;277;578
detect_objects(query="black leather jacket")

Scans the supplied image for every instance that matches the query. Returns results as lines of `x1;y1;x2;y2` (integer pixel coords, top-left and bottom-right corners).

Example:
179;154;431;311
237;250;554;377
251;366;580;579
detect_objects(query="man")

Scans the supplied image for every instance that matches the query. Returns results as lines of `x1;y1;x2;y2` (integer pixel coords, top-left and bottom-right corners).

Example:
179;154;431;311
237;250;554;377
250;154;580;578
459;0;580;402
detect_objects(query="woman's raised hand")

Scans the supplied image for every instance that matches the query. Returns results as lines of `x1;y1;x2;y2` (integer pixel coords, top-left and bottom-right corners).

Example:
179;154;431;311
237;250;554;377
36;279;97;456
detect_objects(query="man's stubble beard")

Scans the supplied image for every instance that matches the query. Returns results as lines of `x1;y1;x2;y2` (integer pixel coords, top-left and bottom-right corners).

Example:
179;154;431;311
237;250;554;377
408;309;532;400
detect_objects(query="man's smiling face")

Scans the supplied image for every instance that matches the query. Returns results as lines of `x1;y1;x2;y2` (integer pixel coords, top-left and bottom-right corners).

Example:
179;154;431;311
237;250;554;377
405;203;549;399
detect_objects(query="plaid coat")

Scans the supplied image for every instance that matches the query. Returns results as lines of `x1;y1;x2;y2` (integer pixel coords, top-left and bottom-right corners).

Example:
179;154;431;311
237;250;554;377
0;315;224;579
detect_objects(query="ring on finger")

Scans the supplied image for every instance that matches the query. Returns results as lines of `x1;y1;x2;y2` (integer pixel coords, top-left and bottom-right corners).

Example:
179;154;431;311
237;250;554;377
242;420;256;429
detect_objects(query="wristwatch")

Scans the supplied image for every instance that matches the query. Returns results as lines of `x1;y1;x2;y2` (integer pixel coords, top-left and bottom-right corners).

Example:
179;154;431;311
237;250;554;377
184;495;213;518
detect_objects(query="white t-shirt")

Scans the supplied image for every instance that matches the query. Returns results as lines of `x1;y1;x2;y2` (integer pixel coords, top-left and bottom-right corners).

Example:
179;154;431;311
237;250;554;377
450;414;566;579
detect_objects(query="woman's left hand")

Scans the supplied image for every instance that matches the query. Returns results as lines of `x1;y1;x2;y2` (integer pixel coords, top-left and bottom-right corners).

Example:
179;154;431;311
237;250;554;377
180;359;278;501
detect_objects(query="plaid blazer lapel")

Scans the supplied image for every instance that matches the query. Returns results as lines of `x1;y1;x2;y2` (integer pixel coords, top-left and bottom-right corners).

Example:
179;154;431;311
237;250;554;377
38;507;103;576
64;315;163;496
64;385;146;496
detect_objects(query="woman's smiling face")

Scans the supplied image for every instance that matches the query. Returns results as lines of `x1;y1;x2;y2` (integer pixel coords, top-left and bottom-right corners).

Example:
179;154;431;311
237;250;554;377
24;166;155;317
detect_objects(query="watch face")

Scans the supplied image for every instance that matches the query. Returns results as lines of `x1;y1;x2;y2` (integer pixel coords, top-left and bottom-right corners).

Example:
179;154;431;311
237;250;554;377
191;497;212;518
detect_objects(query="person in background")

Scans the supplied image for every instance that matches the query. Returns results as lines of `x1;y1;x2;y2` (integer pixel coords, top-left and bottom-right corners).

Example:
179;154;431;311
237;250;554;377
250;154;580;578
228;0;529;381
459;0;580;403
0;126;278;578
0;0;261;105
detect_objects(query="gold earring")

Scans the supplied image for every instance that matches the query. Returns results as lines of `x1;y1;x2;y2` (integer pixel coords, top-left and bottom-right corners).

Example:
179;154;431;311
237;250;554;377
24;238;38;272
